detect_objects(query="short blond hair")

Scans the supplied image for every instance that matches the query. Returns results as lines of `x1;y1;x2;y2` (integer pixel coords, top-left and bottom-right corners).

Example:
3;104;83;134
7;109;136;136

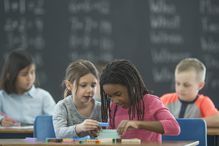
175;58;206;82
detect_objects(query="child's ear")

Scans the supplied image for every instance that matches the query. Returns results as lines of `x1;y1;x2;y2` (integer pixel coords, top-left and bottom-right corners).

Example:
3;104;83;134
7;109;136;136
64;80;73;91
198;82;205;90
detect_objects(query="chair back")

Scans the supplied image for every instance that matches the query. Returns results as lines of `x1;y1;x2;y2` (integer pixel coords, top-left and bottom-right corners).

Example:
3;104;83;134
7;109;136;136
33;115;56;141
162;118;207;146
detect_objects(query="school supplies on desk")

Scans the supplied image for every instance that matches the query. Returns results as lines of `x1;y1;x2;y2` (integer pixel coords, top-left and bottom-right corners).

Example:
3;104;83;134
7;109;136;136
78;139;101;144
97;129;120;139
24;137;37;143
77;138;141;144
46;138;63;143
98;122;109;127
73;135;91;141
121;138;141;144
0;112;21;126
47;138;141;144
44;130;140;144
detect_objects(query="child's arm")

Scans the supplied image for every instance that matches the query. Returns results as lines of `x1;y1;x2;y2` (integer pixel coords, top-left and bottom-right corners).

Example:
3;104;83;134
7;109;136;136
117;120;164;136
1;117;16;127
0;113;17;127
204;112;219;127
200;96;219;127
53;101;100;138
75;119;100;134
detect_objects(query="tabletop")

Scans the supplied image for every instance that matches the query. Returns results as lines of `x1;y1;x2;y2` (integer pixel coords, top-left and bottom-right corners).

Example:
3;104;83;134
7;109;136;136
0;139;199;146
207;127;219;136
0;126;33;134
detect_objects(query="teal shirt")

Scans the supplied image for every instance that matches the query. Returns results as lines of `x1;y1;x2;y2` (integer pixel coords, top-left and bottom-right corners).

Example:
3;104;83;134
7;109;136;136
53;95;101;138
0;86;56;125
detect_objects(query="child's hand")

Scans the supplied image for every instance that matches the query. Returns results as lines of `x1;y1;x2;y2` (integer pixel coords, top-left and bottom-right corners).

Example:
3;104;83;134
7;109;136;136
89;128;100;138
117;120;138;136
75;119;99;134
1;117;18;127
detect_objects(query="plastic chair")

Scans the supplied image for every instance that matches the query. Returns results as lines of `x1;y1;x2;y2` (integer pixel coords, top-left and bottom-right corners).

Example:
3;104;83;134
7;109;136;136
162;118;207;146
33;115;56;141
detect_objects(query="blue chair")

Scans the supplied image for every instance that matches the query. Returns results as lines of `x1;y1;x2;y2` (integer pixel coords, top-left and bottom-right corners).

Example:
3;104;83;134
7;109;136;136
162;118;207;146
33;115;56;141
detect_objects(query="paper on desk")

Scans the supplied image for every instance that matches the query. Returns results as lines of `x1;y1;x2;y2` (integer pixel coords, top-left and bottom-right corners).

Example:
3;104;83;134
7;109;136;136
0;125;33;129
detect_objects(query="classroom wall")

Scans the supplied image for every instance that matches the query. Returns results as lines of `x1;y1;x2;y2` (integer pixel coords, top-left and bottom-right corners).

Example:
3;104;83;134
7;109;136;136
0;0;219;107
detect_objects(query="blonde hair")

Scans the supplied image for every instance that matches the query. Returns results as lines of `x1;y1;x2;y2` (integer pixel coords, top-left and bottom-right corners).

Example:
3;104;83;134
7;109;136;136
175;58;206;82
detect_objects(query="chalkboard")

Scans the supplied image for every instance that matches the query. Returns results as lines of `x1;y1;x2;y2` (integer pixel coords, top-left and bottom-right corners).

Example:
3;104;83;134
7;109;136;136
0;0;219;108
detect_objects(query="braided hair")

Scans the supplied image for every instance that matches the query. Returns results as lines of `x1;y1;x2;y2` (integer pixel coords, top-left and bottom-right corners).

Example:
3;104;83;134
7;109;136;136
100;59;149;127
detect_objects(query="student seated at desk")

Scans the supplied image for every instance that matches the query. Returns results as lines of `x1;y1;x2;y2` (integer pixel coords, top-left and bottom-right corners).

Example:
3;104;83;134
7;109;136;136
53;59;101;138
161;58;219;127
0;49;56;127
100;59;180;143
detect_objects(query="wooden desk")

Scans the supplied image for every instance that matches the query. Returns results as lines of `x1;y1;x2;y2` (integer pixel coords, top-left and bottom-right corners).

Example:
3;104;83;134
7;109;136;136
207;127;219;146
0;139;199;146
207;127;219;136
0;126;33;139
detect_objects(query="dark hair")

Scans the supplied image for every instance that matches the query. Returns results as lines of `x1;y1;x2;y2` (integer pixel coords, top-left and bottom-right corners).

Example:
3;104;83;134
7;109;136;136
100;59;149;125
0;49;34;94
63;59;99;97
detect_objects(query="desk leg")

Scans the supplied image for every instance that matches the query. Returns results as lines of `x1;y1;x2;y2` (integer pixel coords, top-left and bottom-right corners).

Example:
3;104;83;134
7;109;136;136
207;135;219;146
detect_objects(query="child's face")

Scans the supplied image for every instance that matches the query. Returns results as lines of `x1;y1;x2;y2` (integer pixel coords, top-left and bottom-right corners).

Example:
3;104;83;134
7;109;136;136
103;84;129;109
72;73;98;104
15;64;36;94
175;70;203;101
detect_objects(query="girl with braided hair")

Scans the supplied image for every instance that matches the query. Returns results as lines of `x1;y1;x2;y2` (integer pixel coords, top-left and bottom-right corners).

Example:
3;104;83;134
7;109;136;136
100;59;180;143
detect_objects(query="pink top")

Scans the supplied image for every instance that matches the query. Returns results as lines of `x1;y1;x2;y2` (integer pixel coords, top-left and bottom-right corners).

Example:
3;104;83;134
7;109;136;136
109;94;180;143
